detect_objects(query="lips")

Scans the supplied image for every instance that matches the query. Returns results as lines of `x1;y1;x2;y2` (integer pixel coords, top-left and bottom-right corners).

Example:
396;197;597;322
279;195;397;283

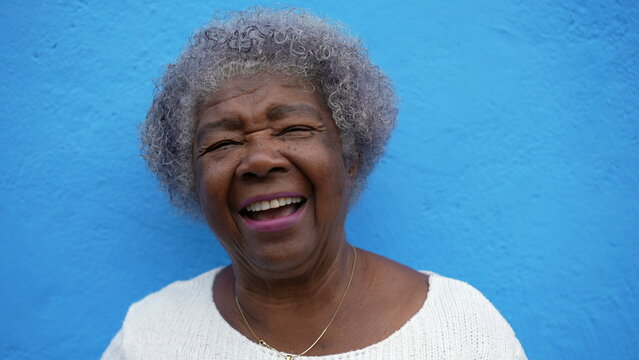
239;193;307;232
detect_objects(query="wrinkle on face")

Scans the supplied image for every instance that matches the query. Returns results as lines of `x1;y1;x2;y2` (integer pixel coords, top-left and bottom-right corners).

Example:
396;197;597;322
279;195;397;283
198;73;313;114
193;73;353;279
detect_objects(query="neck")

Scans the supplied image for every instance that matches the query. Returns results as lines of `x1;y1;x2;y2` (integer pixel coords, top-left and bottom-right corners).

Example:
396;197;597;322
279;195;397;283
233;240;354;306
229;241;358;356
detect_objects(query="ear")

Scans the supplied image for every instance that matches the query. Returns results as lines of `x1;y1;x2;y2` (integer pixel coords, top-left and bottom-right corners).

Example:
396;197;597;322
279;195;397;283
347;157;360;183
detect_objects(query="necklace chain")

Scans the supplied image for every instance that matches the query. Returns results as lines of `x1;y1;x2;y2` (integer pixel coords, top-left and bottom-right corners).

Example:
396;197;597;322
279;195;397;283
235;245;357;359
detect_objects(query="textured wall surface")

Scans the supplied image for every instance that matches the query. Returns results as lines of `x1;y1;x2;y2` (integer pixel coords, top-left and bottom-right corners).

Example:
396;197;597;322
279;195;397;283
1;1;637;359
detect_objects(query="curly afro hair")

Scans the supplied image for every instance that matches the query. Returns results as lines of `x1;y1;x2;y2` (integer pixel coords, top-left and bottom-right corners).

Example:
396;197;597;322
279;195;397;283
141;7;398;218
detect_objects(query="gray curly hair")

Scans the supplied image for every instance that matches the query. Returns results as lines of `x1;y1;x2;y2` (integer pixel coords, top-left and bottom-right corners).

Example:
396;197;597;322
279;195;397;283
141;7;398;217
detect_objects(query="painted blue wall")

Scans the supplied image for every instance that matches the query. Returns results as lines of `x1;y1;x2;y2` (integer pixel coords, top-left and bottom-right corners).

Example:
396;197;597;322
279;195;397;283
1;1;637;359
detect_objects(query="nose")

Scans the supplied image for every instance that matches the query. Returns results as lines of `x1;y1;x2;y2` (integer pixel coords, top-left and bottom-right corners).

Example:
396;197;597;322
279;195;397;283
235;137;289;180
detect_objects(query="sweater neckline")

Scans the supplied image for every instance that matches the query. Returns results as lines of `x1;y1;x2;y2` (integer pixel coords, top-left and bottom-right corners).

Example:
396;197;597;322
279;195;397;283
205;267;436;359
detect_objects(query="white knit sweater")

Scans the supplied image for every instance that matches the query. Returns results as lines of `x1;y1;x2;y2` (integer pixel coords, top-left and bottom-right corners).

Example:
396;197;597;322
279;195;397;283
102;268;526;359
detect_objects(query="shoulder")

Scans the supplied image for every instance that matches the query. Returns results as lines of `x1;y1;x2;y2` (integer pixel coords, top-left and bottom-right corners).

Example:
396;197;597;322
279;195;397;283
426;272;500;312
103;268;224;359
424;272;513;330
126;267;220;318
122;267;222;330
416;272;527;359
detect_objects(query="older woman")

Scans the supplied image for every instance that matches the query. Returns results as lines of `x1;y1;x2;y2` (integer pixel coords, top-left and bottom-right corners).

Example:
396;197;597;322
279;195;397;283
103;7;526;360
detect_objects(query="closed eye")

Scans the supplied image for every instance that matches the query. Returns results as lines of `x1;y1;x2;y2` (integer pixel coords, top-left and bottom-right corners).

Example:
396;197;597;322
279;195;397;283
199;140;241;156
279;126;314;135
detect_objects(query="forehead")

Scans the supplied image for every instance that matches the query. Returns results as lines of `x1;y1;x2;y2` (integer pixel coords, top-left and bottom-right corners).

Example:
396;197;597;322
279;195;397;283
200;73;323;114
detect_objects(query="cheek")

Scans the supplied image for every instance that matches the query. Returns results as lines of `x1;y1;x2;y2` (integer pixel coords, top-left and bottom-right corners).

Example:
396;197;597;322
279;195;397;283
195;161;237;232
196;163;225;204
297;143;350;201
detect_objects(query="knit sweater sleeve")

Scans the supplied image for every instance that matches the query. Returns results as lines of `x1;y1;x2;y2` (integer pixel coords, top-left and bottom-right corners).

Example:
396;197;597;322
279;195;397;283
101;329;125;360
516;345;528;360
427;275;527;360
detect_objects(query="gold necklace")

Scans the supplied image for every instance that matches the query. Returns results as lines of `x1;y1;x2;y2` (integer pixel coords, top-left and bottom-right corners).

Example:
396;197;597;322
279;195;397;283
235;245;357;360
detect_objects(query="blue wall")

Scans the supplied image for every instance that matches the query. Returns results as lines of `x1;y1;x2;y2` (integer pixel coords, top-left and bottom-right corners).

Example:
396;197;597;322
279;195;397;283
1;1;637;359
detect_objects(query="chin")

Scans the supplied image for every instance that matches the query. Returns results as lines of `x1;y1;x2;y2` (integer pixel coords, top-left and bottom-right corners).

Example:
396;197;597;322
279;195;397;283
246;240;319;279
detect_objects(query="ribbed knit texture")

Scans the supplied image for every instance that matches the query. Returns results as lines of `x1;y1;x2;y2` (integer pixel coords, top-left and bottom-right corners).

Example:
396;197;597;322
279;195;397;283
102;268;526;359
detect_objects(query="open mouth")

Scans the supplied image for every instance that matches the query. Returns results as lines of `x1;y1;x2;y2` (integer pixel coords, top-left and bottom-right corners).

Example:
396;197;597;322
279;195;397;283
240;196;307;221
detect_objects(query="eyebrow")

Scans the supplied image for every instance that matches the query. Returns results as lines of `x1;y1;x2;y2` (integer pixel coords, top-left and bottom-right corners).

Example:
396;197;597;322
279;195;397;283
195;103;323;146
266;104;322;120
195;117;242;146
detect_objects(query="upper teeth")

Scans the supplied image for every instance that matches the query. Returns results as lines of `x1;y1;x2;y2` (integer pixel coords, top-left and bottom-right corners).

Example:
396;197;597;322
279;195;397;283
245;197;303;212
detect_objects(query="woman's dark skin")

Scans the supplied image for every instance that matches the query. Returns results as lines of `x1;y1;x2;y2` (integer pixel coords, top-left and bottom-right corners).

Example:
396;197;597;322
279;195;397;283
194;72;428;356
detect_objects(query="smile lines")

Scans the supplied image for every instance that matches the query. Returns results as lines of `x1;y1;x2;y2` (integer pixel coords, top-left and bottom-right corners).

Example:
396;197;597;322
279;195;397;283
244;197;303;212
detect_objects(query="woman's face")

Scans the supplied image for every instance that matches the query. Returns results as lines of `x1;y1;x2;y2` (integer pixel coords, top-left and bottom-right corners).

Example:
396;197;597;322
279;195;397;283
193;73;356;276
